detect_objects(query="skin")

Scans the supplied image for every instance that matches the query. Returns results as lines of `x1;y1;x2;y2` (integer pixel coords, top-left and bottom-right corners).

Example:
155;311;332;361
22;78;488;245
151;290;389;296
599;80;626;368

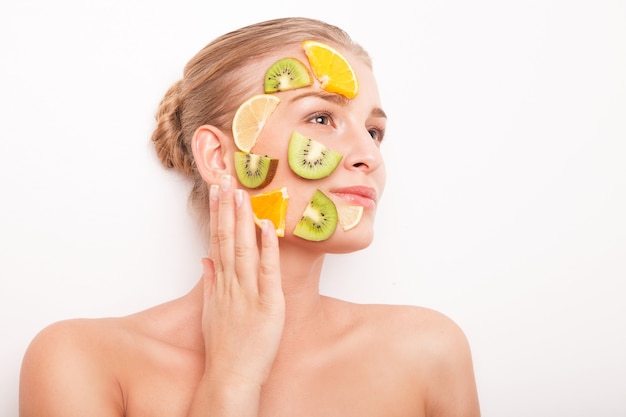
19;45;481;417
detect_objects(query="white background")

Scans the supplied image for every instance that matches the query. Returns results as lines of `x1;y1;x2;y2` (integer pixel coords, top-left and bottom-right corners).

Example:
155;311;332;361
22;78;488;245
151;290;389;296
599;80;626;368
2;1;625;416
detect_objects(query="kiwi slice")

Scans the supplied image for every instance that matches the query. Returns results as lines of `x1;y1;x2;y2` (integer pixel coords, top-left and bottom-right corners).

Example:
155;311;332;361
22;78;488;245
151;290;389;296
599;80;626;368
293;189;338;241
288;131;343;179
234;151;278;189
264;58;313;93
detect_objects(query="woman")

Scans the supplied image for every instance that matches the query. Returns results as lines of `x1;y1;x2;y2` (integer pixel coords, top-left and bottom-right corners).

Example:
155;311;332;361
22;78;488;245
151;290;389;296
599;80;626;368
19;17;480;416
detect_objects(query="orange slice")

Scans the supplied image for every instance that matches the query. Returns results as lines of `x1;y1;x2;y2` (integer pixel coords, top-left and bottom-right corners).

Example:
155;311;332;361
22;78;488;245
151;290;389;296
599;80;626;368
337;205;364;231
232;94;280;152
302;40;359;99
250;187;289;237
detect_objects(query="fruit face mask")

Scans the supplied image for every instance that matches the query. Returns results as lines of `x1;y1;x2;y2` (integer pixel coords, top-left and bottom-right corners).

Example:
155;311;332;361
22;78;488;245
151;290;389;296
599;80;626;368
231;41;364;240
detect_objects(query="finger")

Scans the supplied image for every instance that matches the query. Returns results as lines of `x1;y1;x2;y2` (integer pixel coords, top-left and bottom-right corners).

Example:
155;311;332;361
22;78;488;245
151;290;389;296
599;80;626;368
234;189;260;290
208;184;222;275
216;174;237;281
257;219;282;301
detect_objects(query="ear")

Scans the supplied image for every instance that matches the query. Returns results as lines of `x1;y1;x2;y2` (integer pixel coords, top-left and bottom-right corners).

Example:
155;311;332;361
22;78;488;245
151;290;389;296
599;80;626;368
191;125;229;184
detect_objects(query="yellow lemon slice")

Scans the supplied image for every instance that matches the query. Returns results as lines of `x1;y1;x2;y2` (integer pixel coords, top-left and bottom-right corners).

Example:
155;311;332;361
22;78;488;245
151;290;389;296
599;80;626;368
232;94;280;152
337;205;364;231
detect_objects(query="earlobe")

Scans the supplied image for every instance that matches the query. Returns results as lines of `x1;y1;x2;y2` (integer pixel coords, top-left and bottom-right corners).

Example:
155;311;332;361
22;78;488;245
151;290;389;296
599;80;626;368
191;125;228;183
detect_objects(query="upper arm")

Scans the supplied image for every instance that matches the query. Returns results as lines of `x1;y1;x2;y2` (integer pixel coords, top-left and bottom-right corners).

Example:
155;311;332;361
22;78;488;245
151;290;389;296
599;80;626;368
422;312;481;417
19;320;124;417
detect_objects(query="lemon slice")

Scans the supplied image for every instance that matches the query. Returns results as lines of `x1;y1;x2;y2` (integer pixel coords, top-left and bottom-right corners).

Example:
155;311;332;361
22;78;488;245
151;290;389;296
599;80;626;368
232;94;280;152
302;40;359;99
337;205;364;231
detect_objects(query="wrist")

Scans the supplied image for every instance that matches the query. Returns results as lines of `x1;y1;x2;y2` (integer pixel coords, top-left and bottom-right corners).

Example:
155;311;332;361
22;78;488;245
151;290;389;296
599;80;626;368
188;372;263;417
202;367;266;394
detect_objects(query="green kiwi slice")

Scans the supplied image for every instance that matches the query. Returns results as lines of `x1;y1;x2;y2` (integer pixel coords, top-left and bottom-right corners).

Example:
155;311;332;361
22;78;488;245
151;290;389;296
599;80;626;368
234;151;278;189
293;189;338;241
264;58;313;93
288;131;343;179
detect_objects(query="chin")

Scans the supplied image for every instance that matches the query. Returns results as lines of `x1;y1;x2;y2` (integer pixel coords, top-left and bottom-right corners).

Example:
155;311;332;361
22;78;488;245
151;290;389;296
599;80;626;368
325;227;375;254
284;219;375;253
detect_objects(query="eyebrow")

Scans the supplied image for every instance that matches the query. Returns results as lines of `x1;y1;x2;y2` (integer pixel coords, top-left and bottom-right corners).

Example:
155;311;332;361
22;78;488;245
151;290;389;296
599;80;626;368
370;107;388;120
289;90;388;119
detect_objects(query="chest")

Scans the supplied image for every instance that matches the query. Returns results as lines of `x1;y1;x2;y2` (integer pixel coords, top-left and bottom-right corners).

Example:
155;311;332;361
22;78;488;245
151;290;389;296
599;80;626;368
122;351;424;417
257;349;423;417
258;365;424;417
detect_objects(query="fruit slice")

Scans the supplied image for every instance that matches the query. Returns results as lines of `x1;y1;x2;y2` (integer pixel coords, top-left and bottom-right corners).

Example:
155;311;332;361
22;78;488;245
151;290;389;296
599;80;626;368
250;187;289;237
302;40;359;99
264;57;313;93
294;190;338;241
288;131;342;179
234;151;278;189
337;205;364;231
232;94;280;152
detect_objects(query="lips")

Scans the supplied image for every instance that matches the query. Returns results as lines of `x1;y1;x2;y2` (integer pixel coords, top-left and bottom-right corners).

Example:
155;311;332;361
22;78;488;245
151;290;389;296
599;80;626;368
330;186;377;208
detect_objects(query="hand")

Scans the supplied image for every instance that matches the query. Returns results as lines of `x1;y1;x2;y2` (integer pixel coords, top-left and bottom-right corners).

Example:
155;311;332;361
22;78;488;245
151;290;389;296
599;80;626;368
201;174;285;388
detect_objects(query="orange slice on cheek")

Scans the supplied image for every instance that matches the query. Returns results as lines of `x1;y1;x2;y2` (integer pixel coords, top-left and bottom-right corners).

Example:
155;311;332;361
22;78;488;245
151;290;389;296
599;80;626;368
250;187;289;237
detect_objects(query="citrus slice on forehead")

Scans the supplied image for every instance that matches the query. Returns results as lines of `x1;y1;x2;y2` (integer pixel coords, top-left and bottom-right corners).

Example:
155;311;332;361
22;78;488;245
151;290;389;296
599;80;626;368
232;94;280;152
250;187;289;237
302;40;359;99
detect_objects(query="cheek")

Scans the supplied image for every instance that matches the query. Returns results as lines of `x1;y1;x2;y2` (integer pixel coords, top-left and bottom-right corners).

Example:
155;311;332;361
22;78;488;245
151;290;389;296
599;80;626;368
247;133;316;226
378;162;387;195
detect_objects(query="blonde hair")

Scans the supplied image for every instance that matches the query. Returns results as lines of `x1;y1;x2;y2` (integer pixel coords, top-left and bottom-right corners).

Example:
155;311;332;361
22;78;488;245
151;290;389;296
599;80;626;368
151;17;371;227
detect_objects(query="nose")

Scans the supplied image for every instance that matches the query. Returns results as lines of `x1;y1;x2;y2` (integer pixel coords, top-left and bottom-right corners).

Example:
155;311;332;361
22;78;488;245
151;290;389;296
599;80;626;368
342;128;383;172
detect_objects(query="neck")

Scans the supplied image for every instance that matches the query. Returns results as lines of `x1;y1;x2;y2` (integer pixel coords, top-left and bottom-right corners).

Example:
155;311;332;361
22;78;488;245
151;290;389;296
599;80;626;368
277;245;326;334
185;243;329;339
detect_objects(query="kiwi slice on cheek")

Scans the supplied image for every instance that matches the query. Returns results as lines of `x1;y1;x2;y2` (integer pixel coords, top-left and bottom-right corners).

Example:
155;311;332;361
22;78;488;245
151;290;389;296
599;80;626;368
293;189;338;241
234;151;279;189
264;58;313;93
288;131;343;179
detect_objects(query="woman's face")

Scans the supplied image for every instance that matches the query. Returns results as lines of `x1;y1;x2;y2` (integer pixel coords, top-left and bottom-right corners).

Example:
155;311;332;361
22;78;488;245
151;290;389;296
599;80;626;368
232;44;387;252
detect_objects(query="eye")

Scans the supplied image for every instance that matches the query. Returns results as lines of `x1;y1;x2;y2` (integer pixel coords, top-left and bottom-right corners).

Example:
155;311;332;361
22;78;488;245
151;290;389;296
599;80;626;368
368;127;385;143
308;111;334;127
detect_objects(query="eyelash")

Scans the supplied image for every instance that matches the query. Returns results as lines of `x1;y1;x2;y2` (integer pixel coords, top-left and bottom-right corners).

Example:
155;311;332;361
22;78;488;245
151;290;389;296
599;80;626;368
307;111;385;143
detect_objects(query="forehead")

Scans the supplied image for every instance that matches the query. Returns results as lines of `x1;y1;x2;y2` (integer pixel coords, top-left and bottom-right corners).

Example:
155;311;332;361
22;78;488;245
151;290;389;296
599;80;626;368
246;43;381;105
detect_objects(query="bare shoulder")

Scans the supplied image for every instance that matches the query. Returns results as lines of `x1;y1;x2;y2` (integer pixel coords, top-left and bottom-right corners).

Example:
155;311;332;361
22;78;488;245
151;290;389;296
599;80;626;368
19;293;203;417
349;302;471;352
343;301;481;416
398;305;471;355
20;318;127;417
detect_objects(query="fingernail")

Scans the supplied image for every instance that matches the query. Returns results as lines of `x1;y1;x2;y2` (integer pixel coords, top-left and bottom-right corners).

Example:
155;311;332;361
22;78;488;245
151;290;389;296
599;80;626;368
235;189;243;207
210;184;219;201
221;174;231;192
261;219;269;235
